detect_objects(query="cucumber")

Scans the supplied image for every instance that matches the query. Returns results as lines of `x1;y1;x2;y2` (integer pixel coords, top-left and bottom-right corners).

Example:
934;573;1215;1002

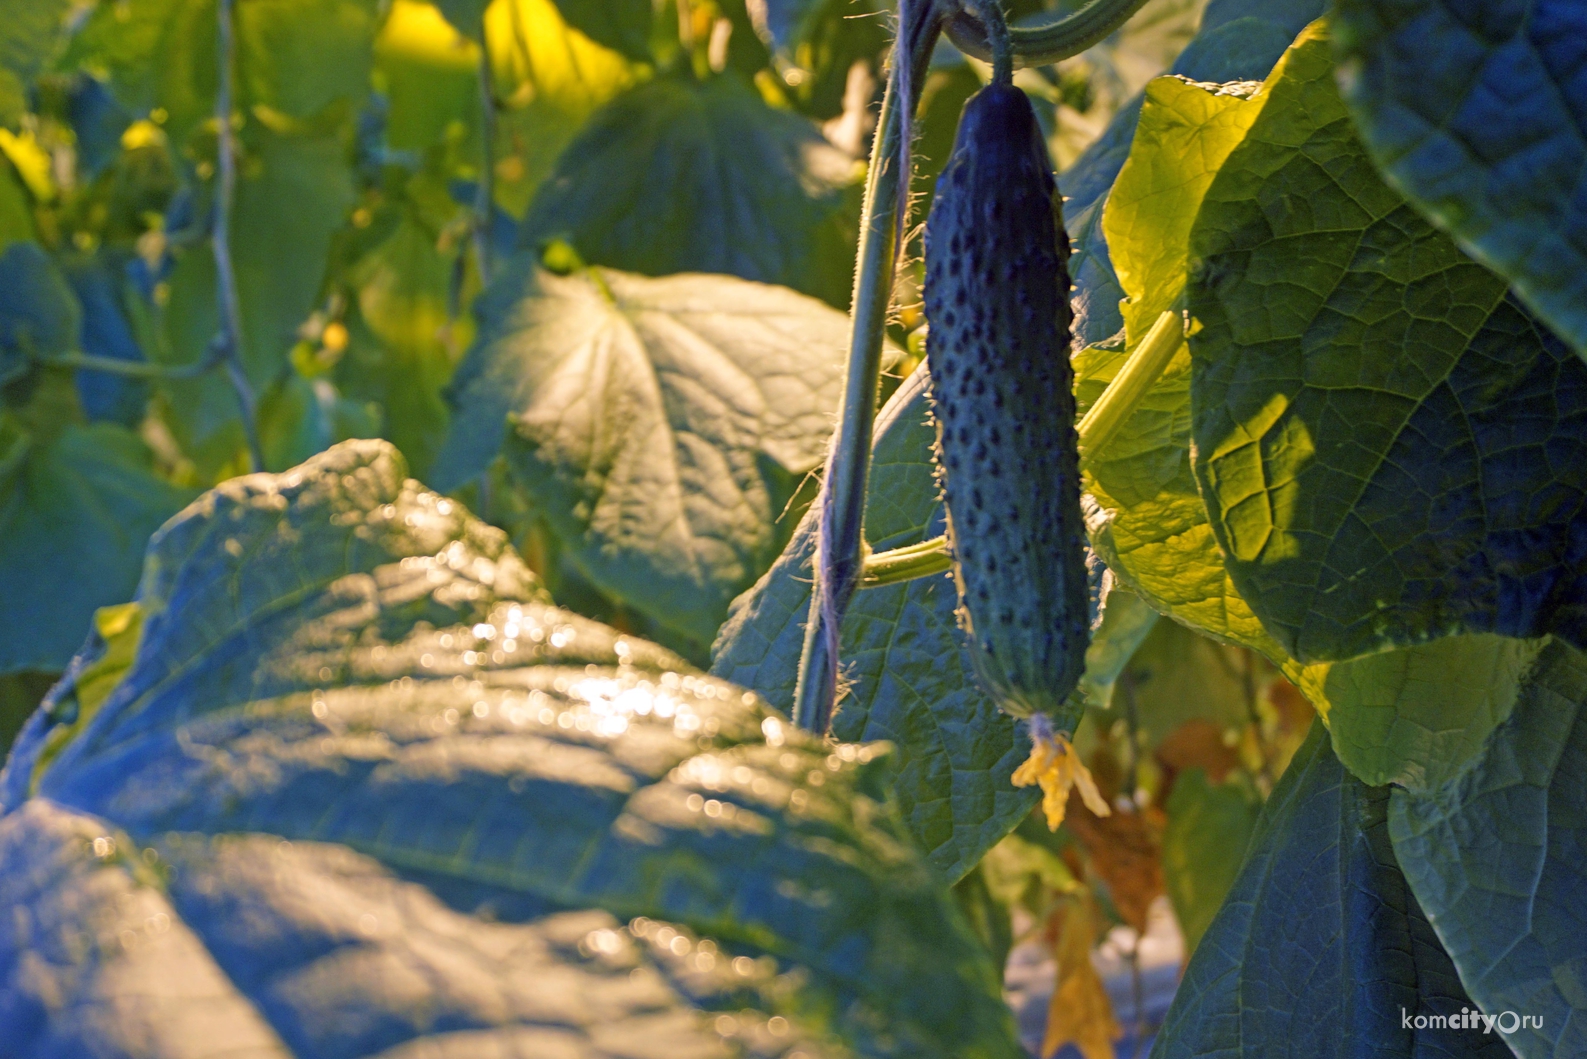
923;82;1088;722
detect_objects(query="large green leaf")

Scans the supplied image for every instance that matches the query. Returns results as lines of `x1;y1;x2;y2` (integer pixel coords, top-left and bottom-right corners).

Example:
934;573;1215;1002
0;0;72;128
157;125;356;469
1389;639;1587;1059
1188;23;1587;663
1300;634;1549;793
712;369;1151;883
0;419;196;674
66;0;379;142
517;75;862;309
435;259;876;649
0;439;1022;1059
1152;720;1511;1059
1332;0;1587;358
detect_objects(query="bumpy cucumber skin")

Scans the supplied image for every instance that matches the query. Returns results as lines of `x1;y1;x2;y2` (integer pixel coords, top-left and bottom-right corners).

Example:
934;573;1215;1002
923;83;1088;721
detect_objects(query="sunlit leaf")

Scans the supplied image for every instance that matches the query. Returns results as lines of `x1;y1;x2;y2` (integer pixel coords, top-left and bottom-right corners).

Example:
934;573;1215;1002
436;259;869;648
1081;73;1277;659
484;0;641;214
0;439;1024;1059
374;0;482;153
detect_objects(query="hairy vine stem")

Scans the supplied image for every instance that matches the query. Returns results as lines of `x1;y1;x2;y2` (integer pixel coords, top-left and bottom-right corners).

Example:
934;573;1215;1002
215;0;265;473
792;2;944;734
944;0;1151;68
854;307;1185;590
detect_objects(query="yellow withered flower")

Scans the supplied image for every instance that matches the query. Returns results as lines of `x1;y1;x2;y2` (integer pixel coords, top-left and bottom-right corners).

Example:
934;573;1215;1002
1012;715;1112;830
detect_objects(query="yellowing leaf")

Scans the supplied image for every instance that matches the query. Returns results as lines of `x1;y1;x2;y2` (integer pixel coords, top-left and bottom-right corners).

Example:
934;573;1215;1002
1042;896;1120;1059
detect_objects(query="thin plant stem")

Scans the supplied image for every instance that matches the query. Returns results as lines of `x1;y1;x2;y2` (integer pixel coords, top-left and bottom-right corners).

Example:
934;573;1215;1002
792;9;942;734
214;0;265;473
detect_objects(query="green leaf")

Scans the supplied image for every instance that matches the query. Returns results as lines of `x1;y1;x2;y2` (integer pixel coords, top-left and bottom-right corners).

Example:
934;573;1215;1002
432;0;491;38
435;259;876;648
1055;0;1324;344
337;208;456;480
0;0;71;128
518;74;863;310
1161;767;1258;954
1121;617;1256;748
712;370;1151;883
548;0;652;63
0;159;32;249
1389;639;1587;1059
0;421;196;674
67;0;379;142
1300;634;1549;793
0;438;1023;1059
373;0;482;153
0;242;78;388
1153;720;1512;1059
1332;0;1587;358
157;125;356;468
1188;23;1587;663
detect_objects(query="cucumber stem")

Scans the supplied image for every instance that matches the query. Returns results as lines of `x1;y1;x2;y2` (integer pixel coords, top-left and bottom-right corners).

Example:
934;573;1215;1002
855;307;1184;590
944;0;1151;68
966;0;1013;87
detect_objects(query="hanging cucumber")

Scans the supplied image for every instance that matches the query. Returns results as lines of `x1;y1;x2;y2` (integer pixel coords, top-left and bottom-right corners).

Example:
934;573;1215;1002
925;81;1088;721
923;77;1105;827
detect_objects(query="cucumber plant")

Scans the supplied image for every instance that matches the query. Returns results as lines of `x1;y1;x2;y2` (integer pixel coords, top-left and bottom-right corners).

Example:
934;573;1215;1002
2;0;1586;1057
